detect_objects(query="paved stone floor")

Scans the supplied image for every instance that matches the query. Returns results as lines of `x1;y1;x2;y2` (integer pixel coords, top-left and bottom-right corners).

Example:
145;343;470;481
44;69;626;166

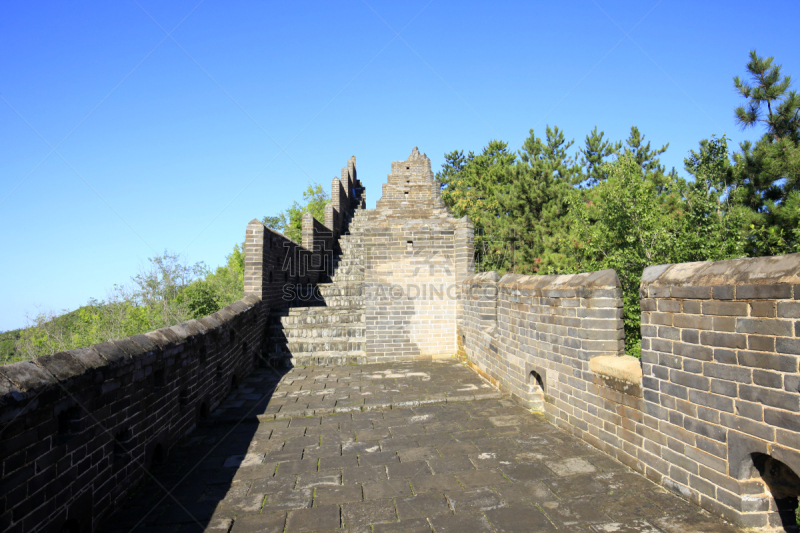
101;361;744;533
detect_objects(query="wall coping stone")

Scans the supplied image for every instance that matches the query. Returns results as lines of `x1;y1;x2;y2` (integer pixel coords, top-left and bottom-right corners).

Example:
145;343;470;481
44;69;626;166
589;355;643;384
463;271;500;283
642;253;800;288
498;269;619;290
0;295;262;401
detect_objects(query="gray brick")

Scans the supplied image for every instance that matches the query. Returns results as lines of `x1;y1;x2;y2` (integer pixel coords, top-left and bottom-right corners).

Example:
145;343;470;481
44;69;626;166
752;370;783;389
739;385;799;411
650;313;673;326
735;318;792;337
764;408;800;432
670;370;710;391
658;326;680;341
641;299;657;312
749;301;776;318
738;350;797;372
777;301;800;318
703;363;751;384
673;342;712;361
684;417;726;442
736;283;791;300
709;378;738;398
720;413;774;440
699;331;746;350
681;330;699;344
658;300;682;313
747;335;774;352
776;338;800;357
711;286;734;300
688;390;734;413
671;286;712;299
673;314;712;330
683;359;703;374
682;300;701;314
711;317;735;334
703;300;747;316
713;348;737;365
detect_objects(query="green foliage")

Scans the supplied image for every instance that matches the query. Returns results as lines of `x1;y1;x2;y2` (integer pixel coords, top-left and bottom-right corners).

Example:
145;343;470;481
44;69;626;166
490;127;581;274
9;248;245;363
263;184;330;242
178;245;245;319
436;141;517;271
679;136;749;262
567;155;678;356
432;51;799;357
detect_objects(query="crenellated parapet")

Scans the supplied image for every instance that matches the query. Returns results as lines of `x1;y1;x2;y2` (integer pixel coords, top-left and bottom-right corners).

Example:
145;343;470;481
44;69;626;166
460;255;800;530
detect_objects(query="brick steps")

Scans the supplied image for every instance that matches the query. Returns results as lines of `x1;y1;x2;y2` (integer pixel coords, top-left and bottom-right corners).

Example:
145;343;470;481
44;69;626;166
269;325;365;339
267;203;367;363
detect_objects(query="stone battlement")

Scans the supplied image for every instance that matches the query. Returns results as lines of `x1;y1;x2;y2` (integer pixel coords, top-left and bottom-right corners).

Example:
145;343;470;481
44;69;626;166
460;254;800;531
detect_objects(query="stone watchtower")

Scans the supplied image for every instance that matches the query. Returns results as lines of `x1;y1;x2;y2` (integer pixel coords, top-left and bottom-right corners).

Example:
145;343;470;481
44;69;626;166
362;147;474;360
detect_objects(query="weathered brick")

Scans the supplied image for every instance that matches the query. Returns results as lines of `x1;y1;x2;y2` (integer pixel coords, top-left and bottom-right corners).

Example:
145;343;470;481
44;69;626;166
658;326;680;341
749;301;775;318
712;348;737;365
738;350;797;372
682;300;702;314
683;417;726;442
735;318;792;337
673;342;712;361
747;335;774;352
776;338;800;357
777;301;800;318
699;331;746;350
670;370;710;391
752;369;783;389
650;313;673;326
702;363;751;384
739;385;799;411
658;300;682;313
711;286;733;300
640;298;657;312
735;283;791;300
673;314;712;330
764;409;800;432
702;301;747;316
678;329;701;347
688;389;734;413
720;413;774;440
671;286;712;299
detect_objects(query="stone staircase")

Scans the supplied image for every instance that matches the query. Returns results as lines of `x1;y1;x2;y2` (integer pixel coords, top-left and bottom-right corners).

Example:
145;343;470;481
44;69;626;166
267;206;368;366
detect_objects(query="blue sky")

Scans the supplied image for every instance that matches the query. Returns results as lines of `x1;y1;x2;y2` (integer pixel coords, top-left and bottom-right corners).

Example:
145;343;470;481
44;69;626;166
1;0;798;331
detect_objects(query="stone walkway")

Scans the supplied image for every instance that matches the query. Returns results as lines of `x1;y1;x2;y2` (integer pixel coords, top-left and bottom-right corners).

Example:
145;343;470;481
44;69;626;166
101;361;744;533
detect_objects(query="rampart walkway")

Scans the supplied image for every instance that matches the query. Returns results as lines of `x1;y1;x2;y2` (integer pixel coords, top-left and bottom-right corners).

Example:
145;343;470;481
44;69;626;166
99;361;742;533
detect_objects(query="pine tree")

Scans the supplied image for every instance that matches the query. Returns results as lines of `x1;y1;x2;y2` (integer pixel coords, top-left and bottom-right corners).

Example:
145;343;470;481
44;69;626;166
579;126;621;187
732;51;800;255
624;126;668;174
491;127;582;273
734;50;800;142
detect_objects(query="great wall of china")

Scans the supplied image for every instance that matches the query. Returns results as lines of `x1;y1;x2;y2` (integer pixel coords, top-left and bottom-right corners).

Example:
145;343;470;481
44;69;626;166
0;148;798;532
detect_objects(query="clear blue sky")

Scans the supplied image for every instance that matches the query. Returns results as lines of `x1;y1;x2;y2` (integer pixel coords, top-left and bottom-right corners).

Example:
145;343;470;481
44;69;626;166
1;0;798;331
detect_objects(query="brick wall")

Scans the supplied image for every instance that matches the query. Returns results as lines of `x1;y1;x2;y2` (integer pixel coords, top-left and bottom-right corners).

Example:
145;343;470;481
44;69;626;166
0;295;265;533
245;218;328;309
364;147;474;360
461;255;800;530
640;255;800;530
